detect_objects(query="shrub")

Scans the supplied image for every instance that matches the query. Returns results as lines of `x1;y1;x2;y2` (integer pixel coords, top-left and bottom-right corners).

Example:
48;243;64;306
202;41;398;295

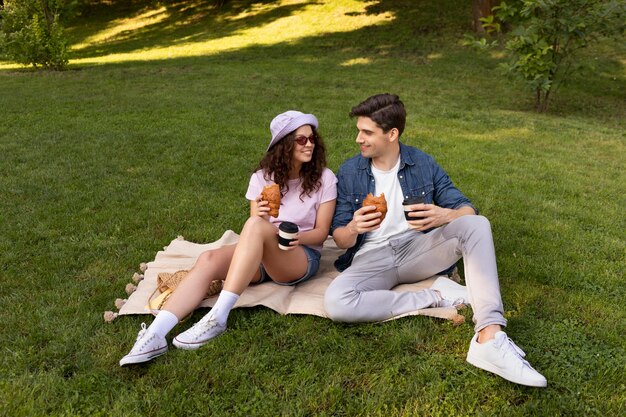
466;0;625;112
0;0;69;70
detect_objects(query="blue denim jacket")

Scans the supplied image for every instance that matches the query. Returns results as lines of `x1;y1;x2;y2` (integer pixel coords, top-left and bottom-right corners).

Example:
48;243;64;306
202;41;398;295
331;142;477;272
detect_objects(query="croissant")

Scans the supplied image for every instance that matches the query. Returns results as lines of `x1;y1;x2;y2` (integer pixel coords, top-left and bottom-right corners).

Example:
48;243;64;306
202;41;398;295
261;183;281;217
363;193;387;223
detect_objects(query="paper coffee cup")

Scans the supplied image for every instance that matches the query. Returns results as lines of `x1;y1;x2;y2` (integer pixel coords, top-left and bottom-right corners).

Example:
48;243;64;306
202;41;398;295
403;196;425;220
278;221;299;250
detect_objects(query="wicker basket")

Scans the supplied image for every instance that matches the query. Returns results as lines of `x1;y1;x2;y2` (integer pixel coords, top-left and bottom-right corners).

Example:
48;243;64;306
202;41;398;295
146;270;223;315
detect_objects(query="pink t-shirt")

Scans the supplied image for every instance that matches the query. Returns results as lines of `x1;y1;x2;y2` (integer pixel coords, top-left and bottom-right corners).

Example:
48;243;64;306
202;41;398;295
245;168;337;251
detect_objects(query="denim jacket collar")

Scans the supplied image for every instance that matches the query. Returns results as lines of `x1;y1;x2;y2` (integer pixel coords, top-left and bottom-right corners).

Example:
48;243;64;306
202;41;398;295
399;142;416;168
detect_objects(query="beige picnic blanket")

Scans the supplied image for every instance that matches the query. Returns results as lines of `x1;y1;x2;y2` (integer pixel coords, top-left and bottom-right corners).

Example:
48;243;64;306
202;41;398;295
119;231;465;324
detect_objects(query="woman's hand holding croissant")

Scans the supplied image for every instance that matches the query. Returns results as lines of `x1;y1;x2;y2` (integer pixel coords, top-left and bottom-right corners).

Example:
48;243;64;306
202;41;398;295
252;195;271;219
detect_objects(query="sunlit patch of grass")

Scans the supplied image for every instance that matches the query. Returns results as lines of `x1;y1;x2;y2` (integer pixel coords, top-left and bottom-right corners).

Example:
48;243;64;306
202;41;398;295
461;127;533;142
72;7;170;50
228;0;284;21
0;62;21;70
340;57;372;66
427;52;443;60
69;0;392;65
489;50;507;59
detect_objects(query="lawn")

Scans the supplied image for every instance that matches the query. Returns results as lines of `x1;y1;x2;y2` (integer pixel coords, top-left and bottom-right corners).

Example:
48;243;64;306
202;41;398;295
1;0;625;415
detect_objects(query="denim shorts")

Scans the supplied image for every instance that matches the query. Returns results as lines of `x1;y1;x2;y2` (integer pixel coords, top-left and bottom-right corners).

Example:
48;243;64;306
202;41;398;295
257;245;321;286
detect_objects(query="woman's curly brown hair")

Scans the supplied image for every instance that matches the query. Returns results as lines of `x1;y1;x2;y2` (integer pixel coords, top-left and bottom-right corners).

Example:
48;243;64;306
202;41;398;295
257;127;327;200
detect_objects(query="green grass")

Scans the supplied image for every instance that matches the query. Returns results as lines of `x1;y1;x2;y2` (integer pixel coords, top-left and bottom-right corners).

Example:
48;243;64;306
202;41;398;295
1;0;625;415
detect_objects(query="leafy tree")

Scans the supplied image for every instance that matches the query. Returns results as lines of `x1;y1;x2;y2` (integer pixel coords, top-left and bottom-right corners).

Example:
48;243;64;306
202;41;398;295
0;0;69;70
466;0;625;112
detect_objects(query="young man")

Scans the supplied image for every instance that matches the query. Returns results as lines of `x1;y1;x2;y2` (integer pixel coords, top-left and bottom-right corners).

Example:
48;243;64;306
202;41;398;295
324;93;547;387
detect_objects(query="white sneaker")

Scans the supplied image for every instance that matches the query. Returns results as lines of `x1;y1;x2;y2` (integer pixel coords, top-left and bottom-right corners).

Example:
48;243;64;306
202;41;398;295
119;323;168;366
466;331;547;387
430;276;470;307
173;313;227;350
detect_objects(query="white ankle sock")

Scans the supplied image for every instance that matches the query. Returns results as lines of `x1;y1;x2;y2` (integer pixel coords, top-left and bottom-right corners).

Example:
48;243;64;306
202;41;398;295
147;310;179;338
209;290;240;325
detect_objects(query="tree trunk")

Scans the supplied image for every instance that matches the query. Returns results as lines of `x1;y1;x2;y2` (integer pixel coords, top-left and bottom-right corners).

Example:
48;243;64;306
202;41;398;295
534;89;551;113
40;0;54;30
472;0;501;33
541;90;551;113
534;89;541;112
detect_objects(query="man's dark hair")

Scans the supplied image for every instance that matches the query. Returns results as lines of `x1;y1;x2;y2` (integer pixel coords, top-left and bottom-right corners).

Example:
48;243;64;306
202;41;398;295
349;93;406;136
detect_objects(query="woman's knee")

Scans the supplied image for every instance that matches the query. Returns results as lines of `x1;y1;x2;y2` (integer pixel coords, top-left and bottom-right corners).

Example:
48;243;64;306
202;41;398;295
194;250;214;268
193;247;232;275
241;216;274;237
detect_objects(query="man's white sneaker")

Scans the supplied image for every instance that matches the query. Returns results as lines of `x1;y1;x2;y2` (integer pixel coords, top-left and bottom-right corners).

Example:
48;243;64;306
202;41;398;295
466;331;547;387
119;323;168;366
430;276;470;308
173;313;227;350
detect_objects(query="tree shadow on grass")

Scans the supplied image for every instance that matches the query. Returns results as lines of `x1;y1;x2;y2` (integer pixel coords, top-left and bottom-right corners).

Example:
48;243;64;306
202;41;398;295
67;0;310;59
13;0;626;122
66;0;473;60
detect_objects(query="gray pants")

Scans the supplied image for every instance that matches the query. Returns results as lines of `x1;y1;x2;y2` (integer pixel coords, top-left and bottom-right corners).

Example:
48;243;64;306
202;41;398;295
324;215;507;332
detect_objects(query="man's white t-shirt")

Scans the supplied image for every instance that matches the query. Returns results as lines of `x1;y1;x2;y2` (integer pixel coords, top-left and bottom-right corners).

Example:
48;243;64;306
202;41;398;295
355;157;411;259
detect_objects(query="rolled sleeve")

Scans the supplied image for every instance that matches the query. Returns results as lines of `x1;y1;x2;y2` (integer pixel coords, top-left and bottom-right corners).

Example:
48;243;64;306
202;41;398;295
330;168;356;235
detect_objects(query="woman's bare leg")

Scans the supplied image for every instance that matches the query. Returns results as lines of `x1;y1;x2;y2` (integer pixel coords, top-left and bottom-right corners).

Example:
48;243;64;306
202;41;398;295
120;245;241;365
163;244;237;320
172;217;310;350
222;216;308;294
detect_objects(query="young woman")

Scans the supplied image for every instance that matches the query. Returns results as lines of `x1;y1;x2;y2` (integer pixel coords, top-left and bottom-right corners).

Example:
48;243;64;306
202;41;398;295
120;111;337;365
